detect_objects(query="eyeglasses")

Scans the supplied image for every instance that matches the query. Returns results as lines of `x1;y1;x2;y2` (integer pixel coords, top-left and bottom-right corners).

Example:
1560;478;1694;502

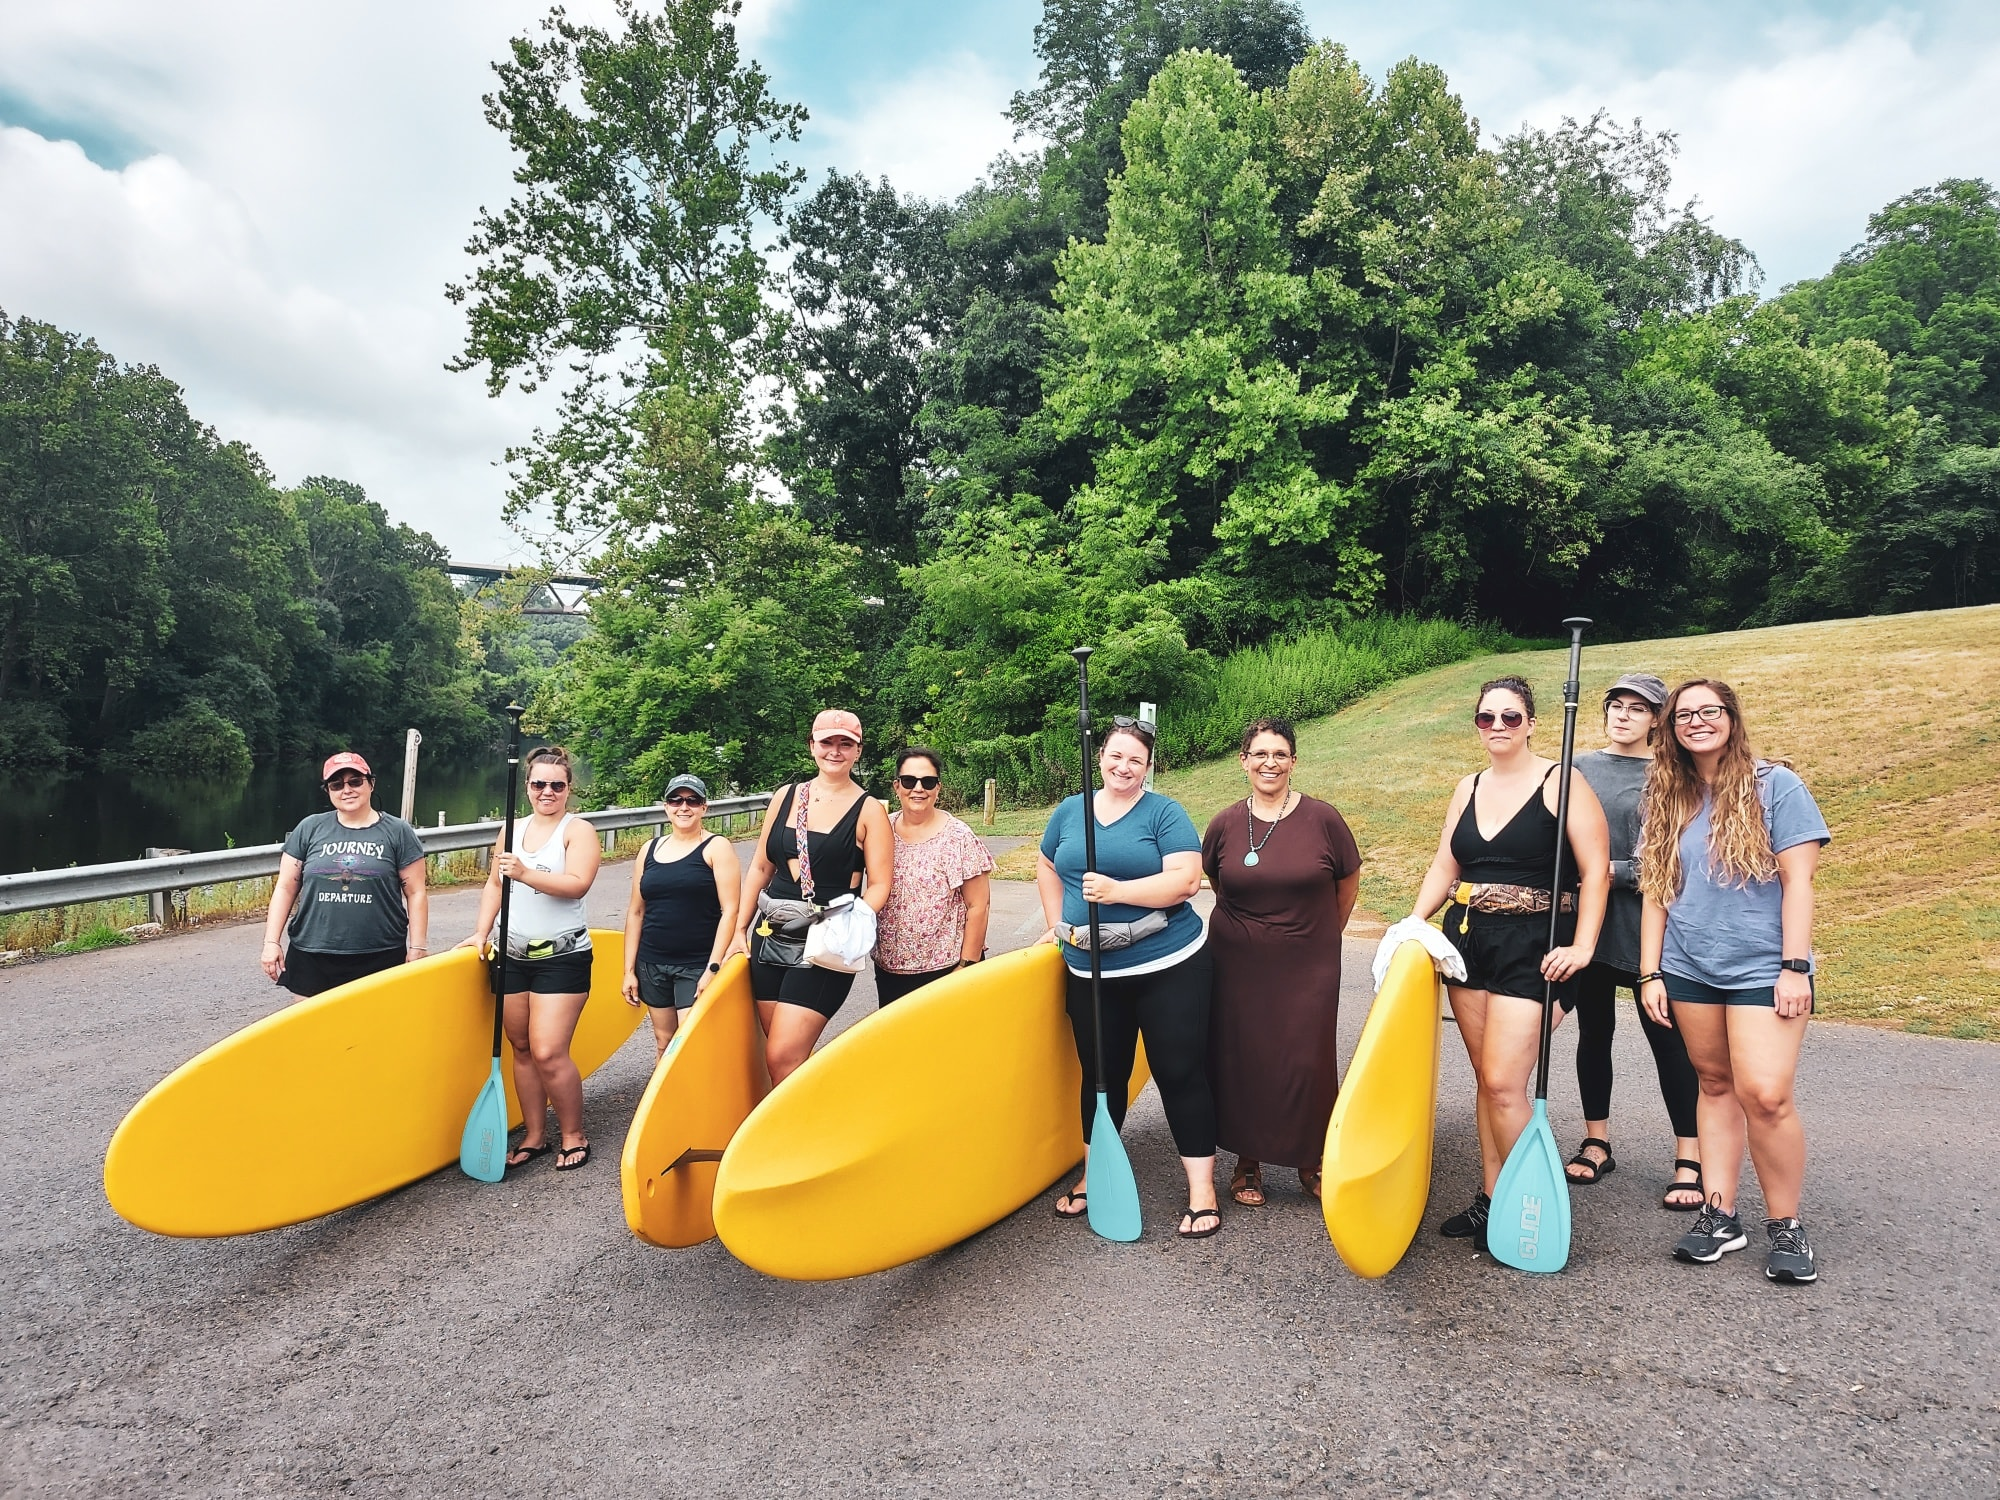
1243;751;1293;764
1673;704;1728;725
665;794;704;807
1474;710;1526;730
324;773;371;790
1605;699;1655;716
896;774;941;791
814;736;859;750
529;778;569;792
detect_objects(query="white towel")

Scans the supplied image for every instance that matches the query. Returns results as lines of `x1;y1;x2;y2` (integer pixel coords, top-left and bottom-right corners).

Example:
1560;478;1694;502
1370;916;1468;990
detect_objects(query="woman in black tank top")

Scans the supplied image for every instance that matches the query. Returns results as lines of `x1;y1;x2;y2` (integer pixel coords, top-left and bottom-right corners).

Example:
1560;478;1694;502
1408;675;1610;1251
621;774;741;1060
727;709;894;1084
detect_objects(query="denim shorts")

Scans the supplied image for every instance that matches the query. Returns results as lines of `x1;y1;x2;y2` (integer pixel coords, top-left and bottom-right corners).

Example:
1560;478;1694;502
1664;972;1814;1012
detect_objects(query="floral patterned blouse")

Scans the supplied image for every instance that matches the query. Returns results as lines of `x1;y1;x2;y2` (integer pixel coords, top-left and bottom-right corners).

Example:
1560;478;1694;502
872;812;995;974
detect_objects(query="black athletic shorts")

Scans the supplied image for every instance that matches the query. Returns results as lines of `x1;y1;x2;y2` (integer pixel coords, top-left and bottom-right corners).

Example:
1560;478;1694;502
281;946;404;998
497;947;594;996
748;956;855;1018
636;960;706;1010
1440;905;1577;1011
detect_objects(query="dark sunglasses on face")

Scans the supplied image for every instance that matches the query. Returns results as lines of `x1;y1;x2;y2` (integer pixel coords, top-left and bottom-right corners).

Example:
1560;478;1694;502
665;795;704;807
896;774;941;791
324;773;371;790
529;778;568;792
1474;709;1526;730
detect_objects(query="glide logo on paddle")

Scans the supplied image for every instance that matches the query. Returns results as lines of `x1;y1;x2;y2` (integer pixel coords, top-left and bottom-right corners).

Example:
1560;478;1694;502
1512;1194;1543;1260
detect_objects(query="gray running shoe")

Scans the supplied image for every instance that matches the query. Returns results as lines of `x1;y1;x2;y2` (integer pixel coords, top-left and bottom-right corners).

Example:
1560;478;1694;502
1672;1198;1747;1263
1765;1218;1819;1283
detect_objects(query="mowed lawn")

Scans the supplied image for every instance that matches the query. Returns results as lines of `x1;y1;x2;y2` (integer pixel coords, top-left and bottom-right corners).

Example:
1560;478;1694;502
995;604;2000;1039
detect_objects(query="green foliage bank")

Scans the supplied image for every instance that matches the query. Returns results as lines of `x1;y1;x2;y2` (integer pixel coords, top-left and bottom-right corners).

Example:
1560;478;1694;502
440;0;1999;805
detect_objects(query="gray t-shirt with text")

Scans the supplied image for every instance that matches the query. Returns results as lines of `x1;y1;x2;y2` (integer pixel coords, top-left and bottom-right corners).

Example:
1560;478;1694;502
282;811;426;955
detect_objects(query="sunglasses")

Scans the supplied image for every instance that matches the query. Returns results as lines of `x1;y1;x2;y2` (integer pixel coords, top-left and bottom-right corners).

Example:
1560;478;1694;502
1109;714;1156;740
896;774;941;791
1474;710;1527;730
665;794;705;807
324;773;371;790
529;778;568;792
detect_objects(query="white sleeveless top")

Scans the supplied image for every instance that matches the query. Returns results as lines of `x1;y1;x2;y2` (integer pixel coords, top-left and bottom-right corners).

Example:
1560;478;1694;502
509;812;592;947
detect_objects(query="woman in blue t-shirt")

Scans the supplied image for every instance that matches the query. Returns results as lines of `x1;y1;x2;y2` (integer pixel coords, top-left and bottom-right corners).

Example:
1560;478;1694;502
1636;679;1830;1284
1036;717;1219;1239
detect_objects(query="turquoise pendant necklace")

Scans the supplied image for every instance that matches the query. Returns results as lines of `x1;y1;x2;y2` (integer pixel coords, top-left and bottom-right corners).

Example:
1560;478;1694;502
1243;791;1293;867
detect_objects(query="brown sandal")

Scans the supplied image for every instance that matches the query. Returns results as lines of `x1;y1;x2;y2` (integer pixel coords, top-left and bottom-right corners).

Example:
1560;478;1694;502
1230;1164;1265;1207
1299;1166;1322;1199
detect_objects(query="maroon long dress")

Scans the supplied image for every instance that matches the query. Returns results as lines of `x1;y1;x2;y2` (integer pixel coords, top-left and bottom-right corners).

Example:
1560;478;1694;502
1203;795;1361;1167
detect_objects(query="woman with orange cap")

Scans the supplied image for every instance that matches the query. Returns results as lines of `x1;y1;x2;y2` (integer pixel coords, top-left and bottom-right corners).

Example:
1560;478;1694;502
728;710;894;1083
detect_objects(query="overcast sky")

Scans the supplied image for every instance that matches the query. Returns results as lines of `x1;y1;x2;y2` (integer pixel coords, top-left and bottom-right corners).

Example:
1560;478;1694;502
4;0;1997;561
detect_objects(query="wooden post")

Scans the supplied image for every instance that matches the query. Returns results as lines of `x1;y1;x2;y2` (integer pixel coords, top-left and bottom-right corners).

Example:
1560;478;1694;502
983;778;997;826
144;848;191;928
399;728;422;823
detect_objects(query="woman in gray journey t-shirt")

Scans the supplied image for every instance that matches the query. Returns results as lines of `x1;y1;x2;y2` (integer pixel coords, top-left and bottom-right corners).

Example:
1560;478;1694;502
261;751;429;998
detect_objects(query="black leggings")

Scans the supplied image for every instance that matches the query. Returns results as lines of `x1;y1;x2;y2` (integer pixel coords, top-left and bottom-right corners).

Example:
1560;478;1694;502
1573;961;1700;1139
1065;943;1216;1159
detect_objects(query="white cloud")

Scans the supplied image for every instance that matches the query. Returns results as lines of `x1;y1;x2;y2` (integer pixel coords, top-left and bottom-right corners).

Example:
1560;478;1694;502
805;52;1025;201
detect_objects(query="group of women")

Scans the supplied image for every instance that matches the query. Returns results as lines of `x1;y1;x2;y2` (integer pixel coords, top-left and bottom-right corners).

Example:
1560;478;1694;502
264;666;1825;1283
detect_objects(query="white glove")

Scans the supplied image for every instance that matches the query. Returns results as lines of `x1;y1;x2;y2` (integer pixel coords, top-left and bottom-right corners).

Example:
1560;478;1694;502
1370;915;1467;990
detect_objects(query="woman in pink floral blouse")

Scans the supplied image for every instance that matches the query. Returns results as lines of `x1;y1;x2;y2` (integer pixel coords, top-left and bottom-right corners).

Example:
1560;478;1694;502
871;747;995;1005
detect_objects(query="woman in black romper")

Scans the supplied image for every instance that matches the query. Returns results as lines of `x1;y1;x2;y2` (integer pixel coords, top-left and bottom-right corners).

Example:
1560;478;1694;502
1410;675;1610;1250
728;710;893;1084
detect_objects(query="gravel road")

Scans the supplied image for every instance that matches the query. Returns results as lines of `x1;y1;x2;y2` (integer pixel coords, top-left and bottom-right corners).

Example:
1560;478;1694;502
2;857;1994;1497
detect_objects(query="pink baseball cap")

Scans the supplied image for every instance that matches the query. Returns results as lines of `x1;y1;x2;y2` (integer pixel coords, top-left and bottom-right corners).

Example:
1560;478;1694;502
321;751;372;781
810;709;863;743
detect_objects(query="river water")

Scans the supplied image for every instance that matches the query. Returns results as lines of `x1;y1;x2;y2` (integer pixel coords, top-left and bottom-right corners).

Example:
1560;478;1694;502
1;755;580;875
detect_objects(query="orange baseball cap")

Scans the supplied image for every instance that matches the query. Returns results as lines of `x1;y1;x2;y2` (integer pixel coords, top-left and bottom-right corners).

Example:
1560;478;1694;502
810;709;863;742
321;751;372;781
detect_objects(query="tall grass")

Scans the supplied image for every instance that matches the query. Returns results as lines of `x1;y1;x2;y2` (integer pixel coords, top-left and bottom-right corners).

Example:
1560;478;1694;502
951;615;1506;808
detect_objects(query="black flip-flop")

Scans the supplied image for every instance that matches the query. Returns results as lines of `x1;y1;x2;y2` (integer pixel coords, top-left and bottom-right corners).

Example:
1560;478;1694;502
1054;1189;1087;1219
554;1141;592;1172
1178;1206;1221;1240
505;1142;551;1172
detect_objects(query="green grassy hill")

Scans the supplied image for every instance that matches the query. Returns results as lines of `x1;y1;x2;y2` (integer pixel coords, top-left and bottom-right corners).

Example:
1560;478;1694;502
999;605;2000;1038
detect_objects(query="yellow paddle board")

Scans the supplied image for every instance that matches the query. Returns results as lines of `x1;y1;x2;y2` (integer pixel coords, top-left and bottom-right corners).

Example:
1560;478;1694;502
619;956;769;1248
1320;939;1443;1278
713;944;1150;1280
105;929;642;1236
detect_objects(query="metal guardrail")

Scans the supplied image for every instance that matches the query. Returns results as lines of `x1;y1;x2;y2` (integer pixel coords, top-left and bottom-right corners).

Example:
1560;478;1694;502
0;795;771;919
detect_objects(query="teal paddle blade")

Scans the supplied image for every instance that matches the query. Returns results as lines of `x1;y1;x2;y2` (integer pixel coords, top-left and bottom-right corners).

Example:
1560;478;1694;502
1084;1092;1141;1242
459;1059;508;1183
1488;1099;1571;1272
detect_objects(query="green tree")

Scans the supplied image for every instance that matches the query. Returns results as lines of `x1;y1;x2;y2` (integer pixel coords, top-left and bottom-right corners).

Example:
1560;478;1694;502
448;0;805;561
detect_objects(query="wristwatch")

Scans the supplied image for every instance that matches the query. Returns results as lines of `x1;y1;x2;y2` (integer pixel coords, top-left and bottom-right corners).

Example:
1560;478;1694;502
1779;958;1812;975
707;962;721;974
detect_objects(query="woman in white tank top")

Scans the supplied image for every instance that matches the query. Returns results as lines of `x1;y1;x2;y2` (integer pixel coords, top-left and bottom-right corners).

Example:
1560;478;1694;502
457;746;603;1172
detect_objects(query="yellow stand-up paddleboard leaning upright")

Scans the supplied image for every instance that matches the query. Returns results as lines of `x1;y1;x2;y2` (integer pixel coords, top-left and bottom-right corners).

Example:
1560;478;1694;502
1320;939;1444;1278
619;955;769;1248
103;932;642;1237
712;944;1150;1280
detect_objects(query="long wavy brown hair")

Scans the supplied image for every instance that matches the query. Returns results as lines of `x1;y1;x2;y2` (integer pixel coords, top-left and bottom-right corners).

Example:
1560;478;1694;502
1637;679;1776;902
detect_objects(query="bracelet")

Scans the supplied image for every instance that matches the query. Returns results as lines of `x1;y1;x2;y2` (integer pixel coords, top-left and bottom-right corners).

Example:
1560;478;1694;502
1637;971;1665;986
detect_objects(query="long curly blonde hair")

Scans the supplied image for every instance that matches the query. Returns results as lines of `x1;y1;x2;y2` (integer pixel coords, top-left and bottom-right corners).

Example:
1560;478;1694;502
1637;679;1776;903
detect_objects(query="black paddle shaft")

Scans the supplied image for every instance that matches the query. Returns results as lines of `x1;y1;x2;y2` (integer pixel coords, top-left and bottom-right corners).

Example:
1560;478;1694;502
1071;647;1110;1099
490;703;526;1061
1535;619;1591;1100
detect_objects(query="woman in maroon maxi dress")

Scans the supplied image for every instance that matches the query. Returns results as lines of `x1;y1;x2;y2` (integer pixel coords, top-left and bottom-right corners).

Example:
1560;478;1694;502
1203;718;1362;1205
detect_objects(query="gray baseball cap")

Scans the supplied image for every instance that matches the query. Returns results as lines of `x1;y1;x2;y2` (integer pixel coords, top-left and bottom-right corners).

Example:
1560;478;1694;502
664;773;710;801
1604;672;1668;709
